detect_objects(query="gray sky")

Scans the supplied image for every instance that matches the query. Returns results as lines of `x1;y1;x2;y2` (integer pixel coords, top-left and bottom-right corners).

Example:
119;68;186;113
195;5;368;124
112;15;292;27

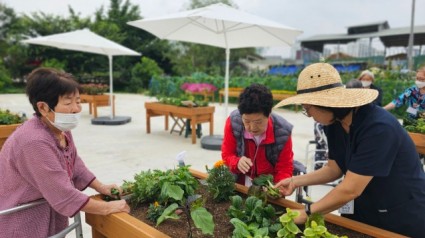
3;0;425;57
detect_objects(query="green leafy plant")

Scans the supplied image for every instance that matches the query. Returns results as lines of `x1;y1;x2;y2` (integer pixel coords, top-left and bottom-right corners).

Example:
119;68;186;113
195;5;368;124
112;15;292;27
0;109;26;125
230;218;271;238
205;160;236;202
157;96;209;107
276;208;302;238
252;174;281;200
228;195;281;237
146;201;165;222
275;208;348;238
121;180;135;194
129;166;214;237
404;117;425;134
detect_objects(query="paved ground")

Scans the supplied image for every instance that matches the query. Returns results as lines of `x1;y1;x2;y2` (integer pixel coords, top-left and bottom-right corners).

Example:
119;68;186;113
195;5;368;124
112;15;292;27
0;93;333;238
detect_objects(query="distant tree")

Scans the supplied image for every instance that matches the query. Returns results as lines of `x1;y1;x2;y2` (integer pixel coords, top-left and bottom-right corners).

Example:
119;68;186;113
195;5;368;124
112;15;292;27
129;56;164;92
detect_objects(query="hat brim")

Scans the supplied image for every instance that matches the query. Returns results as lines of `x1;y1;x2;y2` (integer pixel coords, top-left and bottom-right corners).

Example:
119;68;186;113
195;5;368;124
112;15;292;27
274;87;379;108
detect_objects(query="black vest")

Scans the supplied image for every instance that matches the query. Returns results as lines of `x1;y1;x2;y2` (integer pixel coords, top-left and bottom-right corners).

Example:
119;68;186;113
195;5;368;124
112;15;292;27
230;110;293;166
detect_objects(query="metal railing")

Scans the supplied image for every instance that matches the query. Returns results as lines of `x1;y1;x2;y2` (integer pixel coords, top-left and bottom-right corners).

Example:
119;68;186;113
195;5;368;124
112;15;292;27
0;199;83;238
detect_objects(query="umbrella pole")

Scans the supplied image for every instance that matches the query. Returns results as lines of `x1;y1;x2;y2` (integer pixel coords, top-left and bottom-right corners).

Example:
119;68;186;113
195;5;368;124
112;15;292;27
108;55;114;119
224;47;230;117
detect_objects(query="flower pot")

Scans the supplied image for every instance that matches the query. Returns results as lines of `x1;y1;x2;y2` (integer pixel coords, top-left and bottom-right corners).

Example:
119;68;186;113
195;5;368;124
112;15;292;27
408;132;425;154
0;123;21;150
85;169;406;238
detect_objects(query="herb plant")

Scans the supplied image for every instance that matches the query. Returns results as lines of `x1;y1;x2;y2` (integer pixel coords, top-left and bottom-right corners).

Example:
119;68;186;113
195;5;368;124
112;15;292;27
228;195;282;237
252;174;281;200
130;166;214;237
206;160;236;202
404;117;425;134
146;201;165;222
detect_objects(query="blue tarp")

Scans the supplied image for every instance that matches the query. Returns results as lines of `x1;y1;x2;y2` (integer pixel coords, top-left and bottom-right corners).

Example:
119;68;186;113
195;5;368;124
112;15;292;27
268;65;302;76
268;63;364;76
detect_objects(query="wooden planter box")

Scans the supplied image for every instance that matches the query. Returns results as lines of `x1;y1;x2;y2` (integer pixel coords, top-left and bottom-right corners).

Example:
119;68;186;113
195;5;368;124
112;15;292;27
85;169;406;238
145;102;215;144
0;123;21;150
80;94;115;118
408;132;425;154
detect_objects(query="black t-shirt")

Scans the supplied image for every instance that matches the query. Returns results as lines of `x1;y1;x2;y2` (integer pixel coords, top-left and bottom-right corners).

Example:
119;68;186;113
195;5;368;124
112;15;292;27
324;104;425;237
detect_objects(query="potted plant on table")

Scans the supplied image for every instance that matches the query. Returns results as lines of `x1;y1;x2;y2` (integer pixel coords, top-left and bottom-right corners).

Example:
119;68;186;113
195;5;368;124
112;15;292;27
80;83;109;95
79;83;114;117
0;109;27;149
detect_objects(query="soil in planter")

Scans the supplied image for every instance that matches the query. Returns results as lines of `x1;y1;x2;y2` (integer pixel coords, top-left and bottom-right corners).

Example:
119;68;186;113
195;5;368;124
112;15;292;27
130;184;371;238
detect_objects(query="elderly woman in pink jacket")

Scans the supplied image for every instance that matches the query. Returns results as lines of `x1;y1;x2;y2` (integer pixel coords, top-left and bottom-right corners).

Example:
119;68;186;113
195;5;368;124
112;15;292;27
0;67;130;237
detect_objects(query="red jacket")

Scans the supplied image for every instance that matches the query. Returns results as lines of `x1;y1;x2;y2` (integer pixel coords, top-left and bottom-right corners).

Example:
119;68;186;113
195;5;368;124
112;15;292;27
221;116;294;184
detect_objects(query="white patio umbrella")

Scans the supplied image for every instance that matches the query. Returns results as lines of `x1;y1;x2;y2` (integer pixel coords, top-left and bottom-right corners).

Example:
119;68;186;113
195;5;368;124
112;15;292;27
128;3;302;115
22;28;140;124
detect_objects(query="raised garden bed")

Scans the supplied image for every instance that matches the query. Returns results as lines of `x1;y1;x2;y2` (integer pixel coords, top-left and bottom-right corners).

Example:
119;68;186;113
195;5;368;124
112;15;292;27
0;124;21;150
408;132;425;154
85;169;406;238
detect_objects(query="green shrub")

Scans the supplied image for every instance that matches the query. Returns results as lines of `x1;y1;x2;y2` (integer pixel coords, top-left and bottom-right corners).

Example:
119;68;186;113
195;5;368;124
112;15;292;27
130;57;164;92
0;109;26;125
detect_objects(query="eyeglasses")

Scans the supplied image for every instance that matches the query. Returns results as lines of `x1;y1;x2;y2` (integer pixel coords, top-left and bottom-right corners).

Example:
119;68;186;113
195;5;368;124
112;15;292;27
302;105;312;117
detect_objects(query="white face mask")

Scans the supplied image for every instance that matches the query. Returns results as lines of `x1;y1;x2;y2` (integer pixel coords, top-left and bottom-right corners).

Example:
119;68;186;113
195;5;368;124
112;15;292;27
416;80;425;89
361;81;372;87
47;111;81;132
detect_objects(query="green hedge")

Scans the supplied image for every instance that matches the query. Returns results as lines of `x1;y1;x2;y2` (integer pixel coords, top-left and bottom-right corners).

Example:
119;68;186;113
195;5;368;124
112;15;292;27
149;71;415;118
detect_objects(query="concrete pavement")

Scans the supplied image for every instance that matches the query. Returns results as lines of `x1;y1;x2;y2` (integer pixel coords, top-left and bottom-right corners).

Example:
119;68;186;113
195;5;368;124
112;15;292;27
0;93;332;237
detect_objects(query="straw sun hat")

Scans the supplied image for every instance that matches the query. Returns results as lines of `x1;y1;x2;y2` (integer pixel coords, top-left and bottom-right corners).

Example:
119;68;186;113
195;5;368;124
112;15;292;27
274;63;378;108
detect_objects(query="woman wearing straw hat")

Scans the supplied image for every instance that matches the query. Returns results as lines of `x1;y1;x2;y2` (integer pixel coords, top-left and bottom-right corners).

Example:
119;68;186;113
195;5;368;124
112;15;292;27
274;63;425;237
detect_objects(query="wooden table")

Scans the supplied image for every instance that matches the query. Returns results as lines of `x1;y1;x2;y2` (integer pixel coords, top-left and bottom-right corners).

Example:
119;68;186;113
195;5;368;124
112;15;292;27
80;94;115;118
145;102;215;144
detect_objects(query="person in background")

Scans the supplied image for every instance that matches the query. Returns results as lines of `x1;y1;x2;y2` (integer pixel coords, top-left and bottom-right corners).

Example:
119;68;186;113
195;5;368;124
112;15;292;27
358;70;383;106
0;68;130;237
345;78;363;89
274;63;425;237
383;66;425;119
221;83;294;186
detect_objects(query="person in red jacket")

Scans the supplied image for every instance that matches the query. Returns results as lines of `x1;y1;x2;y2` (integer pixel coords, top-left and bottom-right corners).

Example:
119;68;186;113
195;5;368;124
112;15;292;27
221;83;294;186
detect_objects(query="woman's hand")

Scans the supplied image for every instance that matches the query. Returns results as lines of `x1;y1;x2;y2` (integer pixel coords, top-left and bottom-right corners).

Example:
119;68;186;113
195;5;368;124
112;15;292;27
274;177;296;196
106;200;130;214
293;208;308;224
98;184;123;198
237;156;253;174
